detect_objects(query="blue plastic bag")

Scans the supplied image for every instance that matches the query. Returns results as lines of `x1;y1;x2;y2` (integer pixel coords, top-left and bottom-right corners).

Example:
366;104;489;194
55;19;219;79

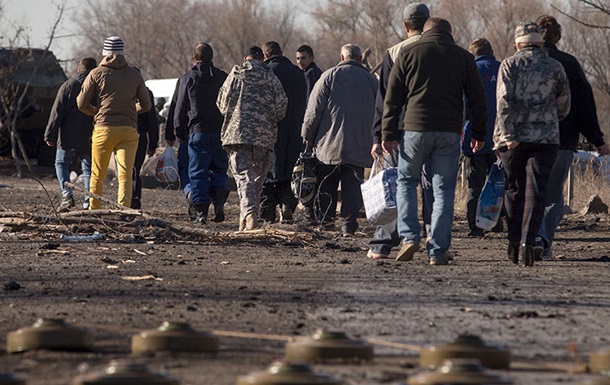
476;160;505;231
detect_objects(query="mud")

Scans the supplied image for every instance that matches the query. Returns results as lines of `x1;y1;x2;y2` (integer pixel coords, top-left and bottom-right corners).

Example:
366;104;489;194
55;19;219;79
0;166;609;384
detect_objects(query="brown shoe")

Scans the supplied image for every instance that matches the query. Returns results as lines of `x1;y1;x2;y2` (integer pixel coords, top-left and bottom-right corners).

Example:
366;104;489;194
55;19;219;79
244;213;259;231
396;241;419;261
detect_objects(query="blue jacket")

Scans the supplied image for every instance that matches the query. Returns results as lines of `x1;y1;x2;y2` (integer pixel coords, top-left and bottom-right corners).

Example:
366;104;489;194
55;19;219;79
463;54;500;156
303;61;323;97
174;61;228;140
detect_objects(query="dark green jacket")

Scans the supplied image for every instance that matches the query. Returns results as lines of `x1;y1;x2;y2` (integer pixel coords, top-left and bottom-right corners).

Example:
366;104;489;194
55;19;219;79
381;29;487;142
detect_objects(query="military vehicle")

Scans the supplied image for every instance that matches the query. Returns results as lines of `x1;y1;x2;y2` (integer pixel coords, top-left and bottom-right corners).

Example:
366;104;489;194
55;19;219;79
0;48;67;165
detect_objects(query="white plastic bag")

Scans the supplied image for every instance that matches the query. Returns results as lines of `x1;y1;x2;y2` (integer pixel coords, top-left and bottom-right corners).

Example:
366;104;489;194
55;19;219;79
476;160;505;230
361;158;398;225
155;146;179;183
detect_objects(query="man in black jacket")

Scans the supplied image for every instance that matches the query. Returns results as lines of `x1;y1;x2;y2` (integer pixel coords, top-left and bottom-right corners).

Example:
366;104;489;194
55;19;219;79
296;45;323;98
131;87;159;209
45;57;97;212
261;41;308;223
174;43;229;224
382;18;487;265
535;15;609;258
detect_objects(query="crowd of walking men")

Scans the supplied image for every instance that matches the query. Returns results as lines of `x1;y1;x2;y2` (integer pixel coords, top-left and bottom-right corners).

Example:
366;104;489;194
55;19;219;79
44;2;609;267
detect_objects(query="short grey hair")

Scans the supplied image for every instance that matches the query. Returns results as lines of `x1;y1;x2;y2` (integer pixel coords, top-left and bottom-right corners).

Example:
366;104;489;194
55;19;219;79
341;44;362;60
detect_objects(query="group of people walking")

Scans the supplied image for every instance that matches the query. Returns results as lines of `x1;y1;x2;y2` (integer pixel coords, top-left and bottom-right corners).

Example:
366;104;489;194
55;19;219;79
44;3;608;267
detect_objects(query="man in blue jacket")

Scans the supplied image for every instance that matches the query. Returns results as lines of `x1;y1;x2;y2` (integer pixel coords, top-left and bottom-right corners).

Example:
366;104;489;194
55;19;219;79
463;38;502;237
535;15;609;258
261;41;308;224
174;43;229;224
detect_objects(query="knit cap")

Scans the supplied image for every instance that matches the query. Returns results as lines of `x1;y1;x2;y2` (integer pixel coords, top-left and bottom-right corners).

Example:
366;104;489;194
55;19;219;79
102;36;125;56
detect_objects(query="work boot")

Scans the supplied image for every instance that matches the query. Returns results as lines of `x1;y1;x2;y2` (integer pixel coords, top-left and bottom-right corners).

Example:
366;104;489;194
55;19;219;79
210;187;229;223
280;204;293;224
58;195;75;213
192;202;210;225
244;213;259;231
521;243;535;267
507;242;520;264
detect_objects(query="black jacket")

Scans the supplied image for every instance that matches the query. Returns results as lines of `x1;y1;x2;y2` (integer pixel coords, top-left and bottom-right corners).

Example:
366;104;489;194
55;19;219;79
266;55;308;182
382;29;487;142
44;71;94;157
137;88;159;153
304;61;323;97
543;42;604;151
174;62;227;140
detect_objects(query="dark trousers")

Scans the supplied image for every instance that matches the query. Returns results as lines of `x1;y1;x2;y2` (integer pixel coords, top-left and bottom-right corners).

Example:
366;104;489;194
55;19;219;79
497;143;558;246
188;132;228;204
260;180;298;222
178;141;190;198
131;134;148;209
464;153;497;230
316;164;364;232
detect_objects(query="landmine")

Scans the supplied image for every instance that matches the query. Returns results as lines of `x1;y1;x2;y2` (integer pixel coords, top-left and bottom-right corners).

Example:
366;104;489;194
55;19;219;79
284;330;373;363
7;319;93;353
419;334;510;370
408;359;513;385
131;322;219;355
236;361;343;385
72;360;179;385
0;373;25;385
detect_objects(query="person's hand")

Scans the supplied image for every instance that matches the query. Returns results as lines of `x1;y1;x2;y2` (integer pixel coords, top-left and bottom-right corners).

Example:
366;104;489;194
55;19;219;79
45;140;55;147
382;140;398;154
370;143;382;159
506;140;520;150
597;143;610;156
166;140;175;147
470;139;485;153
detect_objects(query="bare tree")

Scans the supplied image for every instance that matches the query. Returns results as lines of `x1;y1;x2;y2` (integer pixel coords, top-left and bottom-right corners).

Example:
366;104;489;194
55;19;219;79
74;0;305;78
0;1;68;176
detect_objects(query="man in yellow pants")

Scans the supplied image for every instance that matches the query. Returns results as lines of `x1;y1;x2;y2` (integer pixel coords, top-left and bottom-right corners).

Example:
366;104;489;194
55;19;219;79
77;36;151;209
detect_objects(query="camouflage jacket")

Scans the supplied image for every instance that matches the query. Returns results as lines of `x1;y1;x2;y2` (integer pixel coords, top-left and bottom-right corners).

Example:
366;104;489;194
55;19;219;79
493;47;570;149
216;60;288;151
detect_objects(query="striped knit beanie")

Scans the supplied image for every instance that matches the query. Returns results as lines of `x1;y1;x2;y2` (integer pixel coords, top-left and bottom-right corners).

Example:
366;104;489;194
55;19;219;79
102;36;125;56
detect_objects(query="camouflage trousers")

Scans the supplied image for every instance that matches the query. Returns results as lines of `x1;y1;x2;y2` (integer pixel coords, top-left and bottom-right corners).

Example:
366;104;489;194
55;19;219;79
226;145;273;222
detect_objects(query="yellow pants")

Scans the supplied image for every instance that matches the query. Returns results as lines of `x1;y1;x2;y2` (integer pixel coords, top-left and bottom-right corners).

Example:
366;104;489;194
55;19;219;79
89;126;139;209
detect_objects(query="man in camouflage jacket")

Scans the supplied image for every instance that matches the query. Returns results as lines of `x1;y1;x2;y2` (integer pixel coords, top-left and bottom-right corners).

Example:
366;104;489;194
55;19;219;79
493;22;570;267
216;46;288;231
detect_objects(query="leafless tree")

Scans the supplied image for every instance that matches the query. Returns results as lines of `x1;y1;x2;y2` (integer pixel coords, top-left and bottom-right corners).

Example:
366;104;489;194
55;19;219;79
0;1;67;176
74;0;305;78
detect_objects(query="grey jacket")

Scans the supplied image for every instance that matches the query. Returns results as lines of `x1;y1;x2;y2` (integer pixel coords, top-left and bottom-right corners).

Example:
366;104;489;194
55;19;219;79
494;46;570;149
301;60;378;168
217;60;287;151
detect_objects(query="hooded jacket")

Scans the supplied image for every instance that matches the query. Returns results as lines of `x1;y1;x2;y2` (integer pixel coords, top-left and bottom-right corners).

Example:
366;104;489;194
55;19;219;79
265;55;307;182
216;60;287;151
301;59;378;168
174;61;228;140
44;70;94;157
382;29;488;142
77;54;151;128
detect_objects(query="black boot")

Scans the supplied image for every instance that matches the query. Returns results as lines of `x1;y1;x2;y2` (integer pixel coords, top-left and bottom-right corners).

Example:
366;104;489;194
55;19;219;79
192;202;210;225
521;243;535;267
210;187;229;223
507;242;520;264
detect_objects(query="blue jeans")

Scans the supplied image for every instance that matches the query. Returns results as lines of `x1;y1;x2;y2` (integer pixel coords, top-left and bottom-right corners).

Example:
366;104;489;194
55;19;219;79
538;149;574;248
55;148;91;201
396;131;460;257
178;141;191;198
187;132;228;204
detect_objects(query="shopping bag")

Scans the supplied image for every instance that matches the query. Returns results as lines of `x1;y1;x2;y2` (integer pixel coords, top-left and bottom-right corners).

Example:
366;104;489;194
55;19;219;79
361;158;398;225
476;160;505;230
155;146;179;183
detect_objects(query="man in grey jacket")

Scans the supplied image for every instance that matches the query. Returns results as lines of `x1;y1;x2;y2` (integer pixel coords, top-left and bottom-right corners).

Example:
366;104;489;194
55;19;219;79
301;44;378;235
